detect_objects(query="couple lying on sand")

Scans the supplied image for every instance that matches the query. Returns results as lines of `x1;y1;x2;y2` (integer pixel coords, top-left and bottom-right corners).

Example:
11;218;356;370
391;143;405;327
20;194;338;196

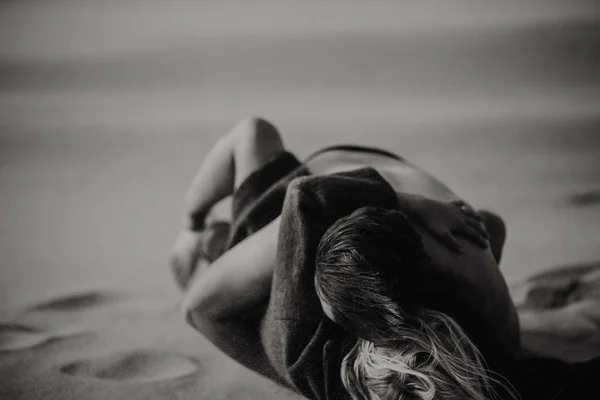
170;118;598;400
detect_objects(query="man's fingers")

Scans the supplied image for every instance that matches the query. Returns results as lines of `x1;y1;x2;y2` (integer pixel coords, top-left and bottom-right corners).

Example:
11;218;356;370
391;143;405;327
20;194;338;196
455;225;488;248
471;210;485;222
463;207;484;221
453;200;484;221
465;217;490;238
440;231;462;253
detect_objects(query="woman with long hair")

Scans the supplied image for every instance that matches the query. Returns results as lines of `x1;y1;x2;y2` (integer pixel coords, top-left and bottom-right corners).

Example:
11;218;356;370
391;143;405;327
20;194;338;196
170;117;567;399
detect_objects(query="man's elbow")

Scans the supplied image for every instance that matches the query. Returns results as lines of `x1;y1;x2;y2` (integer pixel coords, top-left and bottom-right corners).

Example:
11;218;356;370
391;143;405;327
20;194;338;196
182;291;225;331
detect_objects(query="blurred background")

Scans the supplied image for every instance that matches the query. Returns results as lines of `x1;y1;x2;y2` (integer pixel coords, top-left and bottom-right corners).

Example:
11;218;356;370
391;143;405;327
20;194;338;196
1;0;599;308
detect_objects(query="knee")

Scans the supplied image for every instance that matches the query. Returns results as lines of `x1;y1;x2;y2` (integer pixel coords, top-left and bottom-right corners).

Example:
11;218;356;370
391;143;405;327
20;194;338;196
232;117;283;154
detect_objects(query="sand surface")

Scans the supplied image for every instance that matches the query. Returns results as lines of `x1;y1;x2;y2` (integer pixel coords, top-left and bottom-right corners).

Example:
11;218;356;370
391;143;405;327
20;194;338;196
1;1;600;399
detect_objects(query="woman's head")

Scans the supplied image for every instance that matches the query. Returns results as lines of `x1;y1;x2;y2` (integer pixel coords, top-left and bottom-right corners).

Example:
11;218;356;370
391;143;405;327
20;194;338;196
314;207;513;399
315;206;430;343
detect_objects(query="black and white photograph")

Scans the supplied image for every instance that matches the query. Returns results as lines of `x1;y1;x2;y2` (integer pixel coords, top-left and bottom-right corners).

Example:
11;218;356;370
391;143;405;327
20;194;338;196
1;1;599;399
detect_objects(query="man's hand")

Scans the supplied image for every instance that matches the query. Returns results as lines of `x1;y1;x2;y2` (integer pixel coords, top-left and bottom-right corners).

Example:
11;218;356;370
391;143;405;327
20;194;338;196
403;195;489;253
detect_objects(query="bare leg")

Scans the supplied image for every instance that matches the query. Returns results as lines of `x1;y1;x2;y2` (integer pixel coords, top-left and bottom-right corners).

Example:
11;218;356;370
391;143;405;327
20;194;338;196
171;117;285;289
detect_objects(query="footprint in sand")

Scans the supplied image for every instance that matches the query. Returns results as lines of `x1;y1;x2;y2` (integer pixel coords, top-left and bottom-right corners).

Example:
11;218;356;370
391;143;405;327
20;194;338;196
0;323;83;352
1;291;113;352
567;189;600;207
60;350;200;382
28;291;115;312
0;323;49;352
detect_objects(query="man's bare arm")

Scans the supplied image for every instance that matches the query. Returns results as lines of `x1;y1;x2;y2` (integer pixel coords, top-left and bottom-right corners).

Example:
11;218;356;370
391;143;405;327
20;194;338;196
181;216;289;386
183;216;281;320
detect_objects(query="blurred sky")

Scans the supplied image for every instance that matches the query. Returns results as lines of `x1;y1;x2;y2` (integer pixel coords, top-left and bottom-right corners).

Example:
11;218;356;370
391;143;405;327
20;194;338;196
1;1;599;308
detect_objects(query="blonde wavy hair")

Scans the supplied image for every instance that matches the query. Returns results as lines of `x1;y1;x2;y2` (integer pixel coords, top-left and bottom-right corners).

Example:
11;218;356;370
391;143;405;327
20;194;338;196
340;309;516;400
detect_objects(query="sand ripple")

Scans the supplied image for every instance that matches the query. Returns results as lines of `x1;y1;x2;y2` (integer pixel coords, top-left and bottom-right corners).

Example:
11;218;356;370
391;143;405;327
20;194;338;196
0;322;85;352
0;323;51;352
60;350;200;382
28;292;114;312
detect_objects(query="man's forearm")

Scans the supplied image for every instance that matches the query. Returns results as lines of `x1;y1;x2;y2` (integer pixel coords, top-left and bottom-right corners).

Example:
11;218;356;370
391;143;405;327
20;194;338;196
182;216;280;320
181;216;289;388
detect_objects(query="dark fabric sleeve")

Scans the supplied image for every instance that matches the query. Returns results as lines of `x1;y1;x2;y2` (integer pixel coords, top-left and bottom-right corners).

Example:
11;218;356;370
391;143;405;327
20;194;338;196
228;156;309;249
261;167;399;396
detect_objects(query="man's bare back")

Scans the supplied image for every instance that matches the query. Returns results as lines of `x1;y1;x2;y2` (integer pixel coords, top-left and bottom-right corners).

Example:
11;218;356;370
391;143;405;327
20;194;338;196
306;149;460;203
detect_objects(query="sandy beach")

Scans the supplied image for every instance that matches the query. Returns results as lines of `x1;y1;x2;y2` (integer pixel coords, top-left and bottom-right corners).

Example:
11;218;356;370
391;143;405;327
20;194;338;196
1;1;600;399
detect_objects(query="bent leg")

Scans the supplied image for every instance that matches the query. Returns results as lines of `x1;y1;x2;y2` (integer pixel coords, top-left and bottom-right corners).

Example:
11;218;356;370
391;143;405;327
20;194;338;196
183;117;285;231
231;118;285;190
171;117;286;289
478;210;506;264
